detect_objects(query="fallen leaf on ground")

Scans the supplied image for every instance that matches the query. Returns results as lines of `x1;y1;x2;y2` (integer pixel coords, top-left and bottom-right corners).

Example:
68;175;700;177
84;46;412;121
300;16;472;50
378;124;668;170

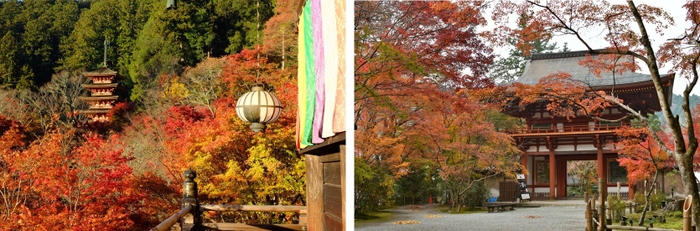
394;220;421;225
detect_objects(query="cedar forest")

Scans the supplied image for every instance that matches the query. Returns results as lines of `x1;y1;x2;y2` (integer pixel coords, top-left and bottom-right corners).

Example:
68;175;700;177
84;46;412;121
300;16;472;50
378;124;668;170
4;0;700;230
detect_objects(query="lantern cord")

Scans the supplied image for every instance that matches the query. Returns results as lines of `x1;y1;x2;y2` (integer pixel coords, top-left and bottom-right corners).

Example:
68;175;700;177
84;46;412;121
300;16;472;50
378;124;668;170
256;0;260;85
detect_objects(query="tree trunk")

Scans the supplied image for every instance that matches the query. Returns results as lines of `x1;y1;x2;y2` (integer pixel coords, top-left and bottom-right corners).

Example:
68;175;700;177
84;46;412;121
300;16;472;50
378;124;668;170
638;170;659;226
457;195;462;213
678;154;700;229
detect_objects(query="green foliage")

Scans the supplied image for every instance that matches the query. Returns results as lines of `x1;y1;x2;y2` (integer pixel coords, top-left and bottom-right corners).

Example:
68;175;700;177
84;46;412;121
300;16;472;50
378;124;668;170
608;195;627;222
355;210;393;223
655;93;700;126
634;191;645;212
355;157;395;214
0;0;277;103
668;211;684;219
394;159;440;205
650;192;666;210
484;109;524;132
460;181;488;209
487;13;567;84
634;191;667;213
0;0;83;89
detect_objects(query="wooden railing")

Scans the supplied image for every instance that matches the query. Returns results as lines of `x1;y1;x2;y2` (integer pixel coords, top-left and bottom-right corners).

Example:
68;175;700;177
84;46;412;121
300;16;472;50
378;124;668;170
512;123;630;134
151;205;193;231
512;123;629;134
199;205;307;230
151;169;307;231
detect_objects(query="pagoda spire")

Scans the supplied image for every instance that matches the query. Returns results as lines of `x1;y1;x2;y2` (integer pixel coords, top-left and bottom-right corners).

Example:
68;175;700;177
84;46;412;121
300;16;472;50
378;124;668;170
103;36;110;67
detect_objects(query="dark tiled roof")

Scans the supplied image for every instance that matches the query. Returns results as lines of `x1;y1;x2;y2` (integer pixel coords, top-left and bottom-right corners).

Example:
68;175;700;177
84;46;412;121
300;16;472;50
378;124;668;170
516;50;667;87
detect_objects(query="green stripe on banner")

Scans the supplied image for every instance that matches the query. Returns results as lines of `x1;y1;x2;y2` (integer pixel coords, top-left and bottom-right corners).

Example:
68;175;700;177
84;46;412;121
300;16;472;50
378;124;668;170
302;0;315;146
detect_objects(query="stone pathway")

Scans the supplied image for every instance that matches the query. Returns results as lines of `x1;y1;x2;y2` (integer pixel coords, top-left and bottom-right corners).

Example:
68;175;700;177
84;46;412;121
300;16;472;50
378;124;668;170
355;203;586;231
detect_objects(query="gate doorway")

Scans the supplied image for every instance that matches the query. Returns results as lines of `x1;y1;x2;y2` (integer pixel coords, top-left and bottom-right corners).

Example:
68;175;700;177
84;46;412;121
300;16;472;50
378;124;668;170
566;160;598;198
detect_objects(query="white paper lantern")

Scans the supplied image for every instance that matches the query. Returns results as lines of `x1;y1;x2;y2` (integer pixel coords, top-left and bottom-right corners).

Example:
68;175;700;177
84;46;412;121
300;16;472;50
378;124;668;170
235;86;283;132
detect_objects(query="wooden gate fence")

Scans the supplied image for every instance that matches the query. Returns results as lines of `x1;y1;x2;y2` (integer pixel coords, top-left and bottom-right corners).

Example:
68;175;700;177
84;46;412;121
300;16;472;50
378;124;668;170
585;178;691;231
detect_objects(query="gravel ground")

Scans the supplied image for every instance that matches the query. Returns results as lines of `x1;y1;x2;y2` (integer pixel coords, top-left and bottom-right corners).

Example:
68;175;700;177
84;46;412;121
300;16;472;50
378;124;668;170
355;204;586;231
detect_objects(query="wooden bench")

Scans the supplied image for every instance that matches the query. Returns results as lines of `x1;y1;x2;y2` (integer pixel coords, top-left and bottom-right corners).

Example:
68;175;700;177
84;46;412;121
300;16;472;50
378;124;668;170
486;202;516;213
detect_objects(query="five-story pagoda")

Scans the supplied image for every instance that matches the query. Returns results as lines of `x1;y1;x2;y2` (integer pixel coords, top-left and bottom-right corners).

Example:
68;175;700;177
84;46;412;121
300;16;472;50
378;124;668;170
79;66;118;123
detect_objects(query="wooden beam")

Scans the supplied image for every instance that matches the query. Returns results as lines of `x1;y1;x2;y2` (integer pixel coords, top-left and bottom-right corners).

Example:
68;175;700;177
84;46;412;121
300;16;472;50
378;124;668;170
299;132;346;155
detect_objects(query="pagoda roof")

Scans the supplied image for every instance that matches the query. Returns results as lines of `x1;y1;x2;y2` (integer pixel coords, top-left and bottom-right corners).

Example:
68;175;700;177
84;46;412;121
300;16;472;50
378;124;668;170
515;50;673;88
79;96;119;101
84;67;117;77
82;83;118;89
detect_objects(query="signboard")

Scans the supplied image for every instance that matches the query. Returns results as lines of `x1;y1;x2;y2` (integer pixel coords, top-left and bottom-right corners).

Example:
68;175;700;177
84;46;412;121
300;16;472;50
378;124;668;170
517;174;530;201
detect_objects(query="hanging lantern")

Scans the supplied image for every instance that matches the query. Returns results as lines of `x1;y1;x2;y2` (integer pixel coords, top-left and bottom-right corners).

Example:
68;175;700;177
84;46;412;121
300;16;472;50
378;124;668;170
236;86;283;132
166;0;176;9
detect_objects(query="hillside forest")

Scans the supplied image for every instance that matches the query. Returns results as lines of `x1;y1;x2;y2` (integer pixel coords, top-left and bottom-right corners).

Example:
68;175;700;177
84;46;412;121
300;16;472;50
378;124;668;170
0;0;303;230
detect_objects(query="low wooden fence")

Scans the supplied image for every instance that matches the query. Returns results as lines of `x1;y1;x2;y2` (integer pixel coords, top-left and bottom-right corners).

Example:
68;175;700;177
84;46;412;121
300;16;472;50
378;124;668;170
585;178;692;231
151;169;307;231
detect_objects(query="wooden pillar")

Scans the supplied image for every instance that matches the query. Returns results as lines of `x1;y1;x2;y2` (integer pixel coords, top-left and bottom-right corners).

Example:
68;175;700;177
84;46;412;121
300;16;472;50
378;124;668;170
586;199;593;231
598;178;607;231
521;154;528;181
547;136;556;200
594;135;608;201
305;154;323;231
549;151;556;200
340;145;346;230
182;169;201;226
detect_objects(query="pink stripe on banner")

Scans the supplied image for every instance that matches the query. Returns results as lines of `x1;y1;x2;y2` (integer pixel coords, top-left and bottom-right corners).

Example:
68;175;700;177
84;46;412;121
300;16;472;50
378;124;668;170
311;0;325;144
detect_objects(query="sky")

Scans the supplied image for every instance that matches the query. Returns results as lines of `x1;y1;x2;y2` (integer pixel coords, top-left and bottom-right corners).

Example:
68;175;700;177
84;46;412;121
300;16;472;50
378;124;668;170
488;0;697;95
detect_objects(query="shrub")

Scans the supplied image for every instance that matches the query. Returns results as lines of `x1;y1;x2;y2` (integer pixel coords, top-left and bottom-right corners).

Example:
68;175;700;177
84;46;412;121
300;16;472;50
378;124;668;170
650;192;666;210
608;196;627;222
462;181;488;209
634;191;645;213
